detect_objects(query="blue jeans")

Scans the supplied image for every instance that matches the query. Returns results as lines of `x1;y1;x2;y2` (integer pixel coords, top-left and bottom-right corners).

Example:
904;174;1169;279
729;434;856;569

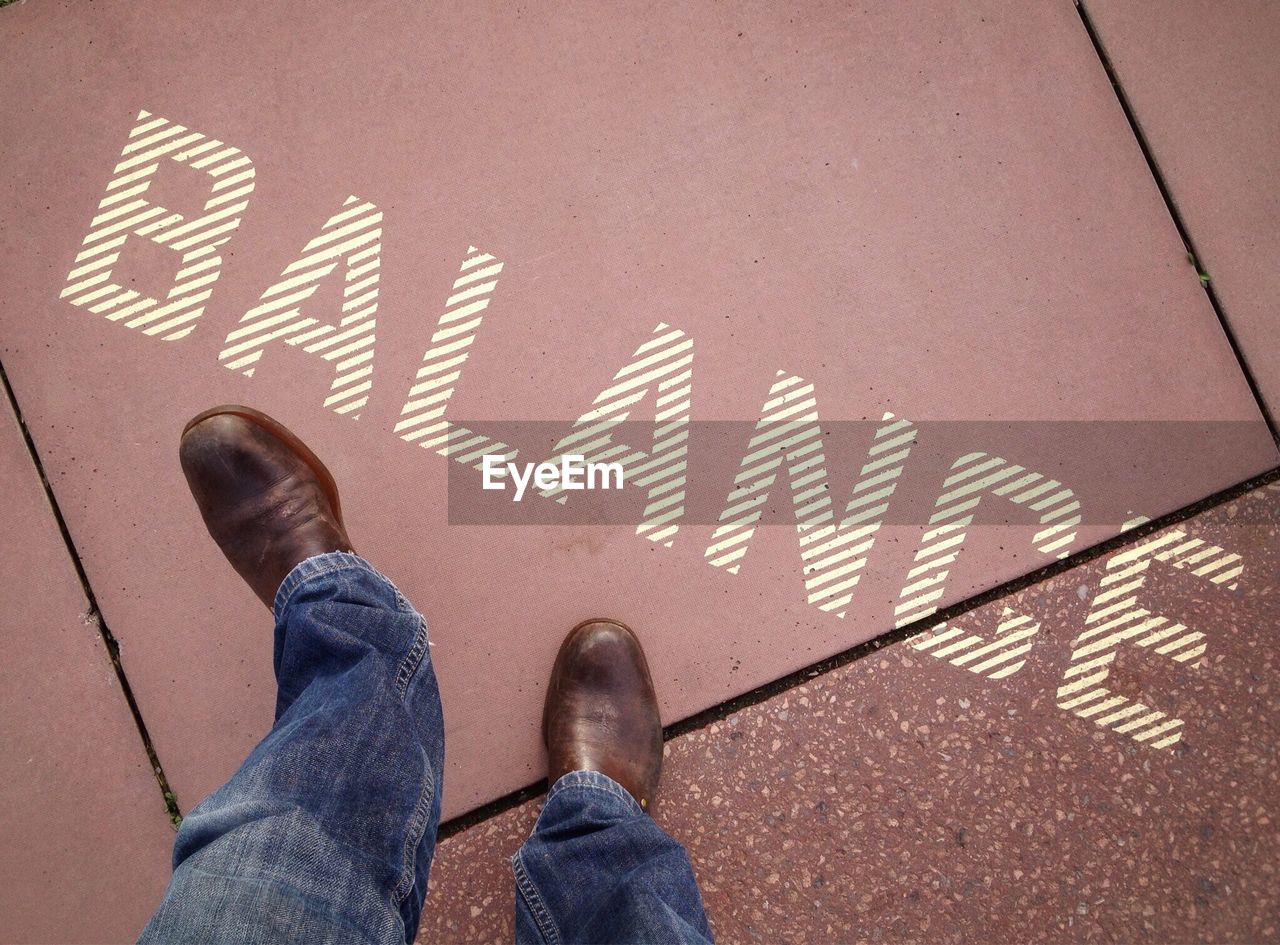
139;553;712;944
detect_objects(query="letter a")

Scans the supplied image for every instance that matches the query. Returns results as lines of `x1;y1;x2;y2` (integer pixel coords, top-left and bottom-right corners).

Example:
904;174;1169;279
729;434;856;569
218;196;382;418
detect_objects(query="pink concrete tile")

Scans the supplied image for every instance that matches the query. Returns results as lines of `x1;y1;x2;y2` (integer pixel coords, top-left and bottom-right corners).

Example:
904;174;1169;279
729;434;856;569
0;397;173;942
0;0;1275;822
1084;0;1280;417
420;482;1280;943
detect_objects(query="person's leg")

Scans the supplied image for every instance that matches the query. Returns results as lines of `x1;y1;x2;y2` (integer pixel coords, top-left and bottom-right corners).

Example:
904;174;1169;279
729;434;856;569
512;621;713;945
513;771;712;944
139;407;443;945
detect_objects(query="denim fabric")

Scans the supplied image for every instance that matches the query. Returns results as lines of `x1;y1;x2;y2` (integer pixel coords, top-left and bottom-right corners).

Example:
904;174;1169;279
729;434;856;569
513;770;714;944
139;553;442;945
139;552;712;945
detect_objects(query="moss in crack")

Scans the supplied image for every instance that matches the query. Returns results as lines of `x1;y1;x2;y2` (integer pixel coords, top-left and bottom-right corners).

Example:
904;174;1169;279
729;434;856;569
1187;250;1211;286
164;791;183;830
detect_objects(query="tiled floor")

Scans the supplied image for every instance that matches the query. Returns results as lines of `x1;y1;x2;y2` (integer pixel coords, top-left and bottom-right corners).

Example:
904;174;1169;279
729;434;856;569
1;1;1277;941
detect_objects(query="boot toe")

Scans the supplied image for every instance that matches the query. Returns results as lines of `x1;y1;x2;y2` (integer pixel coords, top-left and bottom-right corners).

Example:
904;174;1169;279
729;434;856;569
543;619;664;811
176;406;351;607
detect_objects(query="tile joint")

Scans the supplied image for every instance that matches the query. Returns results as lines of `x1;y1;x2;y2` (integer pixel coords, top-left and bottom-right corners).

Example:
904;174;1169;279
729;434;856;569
440;461;1280;839
1074;0;1279;445
0;358;184;830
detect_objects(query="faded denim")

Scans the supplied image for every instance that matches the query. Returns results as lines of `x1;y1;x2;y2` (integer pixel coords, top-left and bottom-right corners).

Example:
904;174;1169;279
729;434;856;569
513;769;714;944
139;552;711;944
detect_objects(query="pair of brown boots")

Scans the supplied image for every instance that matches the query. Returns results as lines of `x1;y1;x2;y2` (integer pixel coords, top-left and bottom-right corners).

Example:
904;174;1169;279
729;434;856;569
180;405;663;812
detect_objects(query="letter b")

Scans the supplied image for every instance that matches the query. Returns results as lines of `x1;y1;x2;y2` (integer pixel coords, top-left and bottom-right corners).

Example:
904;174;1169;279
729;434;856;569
60;110;255;340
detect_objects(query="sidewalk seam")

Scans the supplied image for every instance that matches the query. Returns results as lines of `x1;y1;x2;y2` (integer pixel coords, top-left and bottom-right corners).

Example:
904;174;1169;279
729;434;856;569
439;461;1280;839
1074;0;1279;445
0;359;183;830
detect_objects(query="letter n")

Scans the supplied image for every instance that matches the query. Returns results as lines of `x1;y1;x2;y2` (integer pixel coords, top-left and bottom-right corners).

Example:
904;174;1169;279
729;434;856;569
704;371;917;618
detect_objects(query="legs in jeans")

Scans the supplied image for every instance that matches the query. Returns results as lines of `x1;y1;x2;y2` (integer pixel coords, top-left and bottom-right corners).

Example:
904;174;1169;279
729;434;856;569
142;405;712;943
514;770;713;944
140;553;442;945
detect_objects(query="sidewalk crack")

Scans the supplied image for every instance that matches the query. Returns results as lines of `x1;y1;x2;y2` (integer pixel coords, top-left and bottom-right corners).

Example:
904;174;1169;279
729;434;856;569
0;359;183;830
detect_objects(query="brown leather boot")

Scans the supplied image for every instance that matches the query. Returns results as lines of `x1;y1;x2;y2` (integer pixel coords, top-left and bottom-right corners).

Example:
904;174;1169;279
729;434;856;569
543;619;664;812
179;405;354;608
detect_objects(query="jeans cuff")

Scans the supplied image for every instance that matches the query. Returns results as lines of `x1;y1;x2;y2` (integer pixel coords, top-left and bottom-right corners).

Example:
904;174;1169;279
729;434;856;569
272;551;386;618
547;769;645;817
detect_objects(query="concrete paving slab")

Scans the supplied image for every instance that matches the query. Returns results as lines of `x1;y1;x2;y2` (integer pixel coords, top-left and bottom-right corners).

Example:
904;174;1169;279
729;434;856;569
0;395;174;943
0;0;1275;820
419;481;1280;943
1083;0;1280;419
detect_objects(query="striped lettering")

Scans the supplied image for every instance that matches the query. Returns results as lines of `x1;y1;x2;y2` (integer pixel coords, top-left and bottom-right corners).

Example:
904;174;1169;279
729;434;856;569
910;608;1041;680
218;196;382;418
1056;524;1239;750
704;371;917;618
536;323;693;547
894;453;1081;628
60;110;254;341
394;247;511;465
